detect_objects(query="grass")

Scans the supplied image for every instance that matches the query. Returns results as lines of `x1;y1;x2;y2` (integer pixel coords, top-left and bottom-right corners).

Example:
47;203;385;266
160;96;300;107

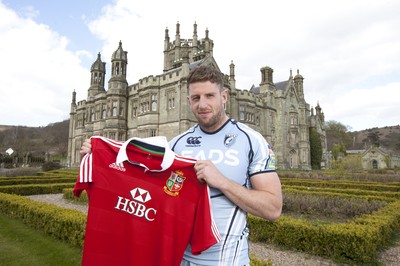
0;213;82;266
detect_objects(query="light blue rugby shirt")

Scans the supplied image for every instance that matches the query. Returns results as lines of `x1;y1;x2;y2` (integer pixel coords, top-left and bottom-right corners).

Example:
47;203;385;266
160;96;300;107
170;119;277;266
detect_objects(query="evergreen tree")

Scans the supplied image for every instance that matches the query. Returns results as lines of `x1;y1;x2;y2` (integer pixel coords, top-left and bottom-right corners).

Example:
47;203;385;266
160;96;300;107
309;127;322;169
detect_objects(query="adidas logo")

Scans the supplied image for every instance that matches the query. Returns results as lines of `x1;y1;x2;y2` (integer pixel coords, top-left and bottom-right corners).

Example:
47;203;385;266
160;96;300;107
109;162;126;172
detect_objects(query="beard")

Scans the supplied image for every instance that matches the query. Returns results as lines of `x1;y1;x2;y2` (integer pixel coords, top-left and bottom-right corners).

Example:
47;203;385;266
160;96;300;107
195;105;226;132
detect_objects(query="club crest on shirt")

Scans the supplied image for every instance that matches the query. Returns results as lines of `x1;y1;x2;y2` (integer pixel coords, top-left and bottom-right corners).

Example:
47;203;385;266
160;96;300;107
224;134;237;148
164;170;186;196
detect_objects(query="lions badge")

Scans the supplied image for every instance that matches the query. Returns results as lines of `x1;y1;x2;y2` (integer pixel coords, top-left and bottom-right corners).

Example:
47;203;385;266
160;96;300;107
164;170;186;196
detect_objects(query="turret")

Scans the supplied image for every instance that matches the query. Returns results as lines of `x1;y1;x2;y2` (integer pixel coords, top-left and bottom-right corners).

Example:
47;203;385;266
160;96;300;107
174;22;181;62
192;22;198;47
164;27;170;50
315;102;324;122
229;60;236;89
88;53;106;98
110;41;128;82
175;21;181;47
204;28;210;54
260;66;273;85
294;69;304;98
163;22;215;71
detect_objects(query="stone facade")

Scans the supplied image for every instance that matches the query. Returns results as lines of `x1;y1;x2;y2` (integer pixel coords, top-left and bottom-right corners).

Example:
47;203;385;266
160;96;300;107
67;22;328;170
361;146;400;169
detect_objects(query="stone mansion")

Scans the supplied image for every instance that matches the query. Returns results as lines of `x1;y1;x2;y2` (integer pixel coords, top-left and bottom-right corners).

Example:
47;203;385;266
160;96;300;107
67;22;328;170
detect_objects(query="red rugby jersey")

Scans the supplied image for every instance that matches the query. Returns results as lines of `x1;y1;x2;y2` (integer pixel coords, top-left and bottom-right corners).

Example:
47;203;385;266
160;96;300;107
73;136;220;266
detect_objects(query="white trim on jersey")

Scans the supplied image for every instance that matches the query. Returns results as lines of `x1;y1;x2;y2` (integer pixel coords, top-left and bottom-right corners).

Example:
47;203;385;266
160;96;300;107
207;185;222;242
79;153;92;183
116;136;176;172
91;135;123;149
235;122;270;172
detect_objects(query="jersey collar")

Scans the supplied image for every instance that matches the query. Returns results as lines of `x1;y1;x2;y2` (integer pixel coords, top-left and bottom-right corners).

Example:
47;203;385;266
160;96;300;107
116;136;175;172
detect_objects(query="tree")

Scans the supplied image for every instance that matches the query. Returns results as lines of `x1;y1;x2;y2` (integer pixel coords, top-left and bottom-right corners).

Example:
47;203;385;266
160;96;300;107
332;144;347;160
363;130;380;147
324;120;352;151
309;127;322;170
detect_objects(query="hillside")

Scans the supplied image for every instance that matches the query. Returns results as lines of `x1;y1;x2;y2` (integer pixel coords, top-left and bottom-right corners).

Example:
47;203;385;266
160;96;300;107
0;120;69;157
349;125;400;153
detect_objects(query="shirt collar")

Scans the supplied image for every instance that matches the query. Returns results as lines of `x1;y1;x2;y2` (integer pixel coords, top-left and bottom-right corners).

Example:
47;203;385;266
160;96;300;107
116;136;175;172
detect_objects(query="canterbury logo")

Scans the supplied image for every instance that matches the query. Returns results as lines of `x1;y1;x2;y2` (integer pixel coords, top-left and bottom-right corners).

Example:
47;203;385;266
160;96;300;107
186;136;202;145
109;162;126;172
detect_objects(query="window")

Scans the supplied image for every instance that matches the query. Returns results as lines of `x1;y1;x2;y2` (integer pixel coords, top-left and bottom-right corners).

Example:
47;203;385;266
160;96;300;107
140;94;150;114
239;105;245;120
167;91;176;110
90;108;94;122
290;113;298;125
131;100;138;118
119;100;125;116
82;113;86;126
115;63;120;76
112;101;118;116
151;94;157;111
102;104;106;119
240;105;255;123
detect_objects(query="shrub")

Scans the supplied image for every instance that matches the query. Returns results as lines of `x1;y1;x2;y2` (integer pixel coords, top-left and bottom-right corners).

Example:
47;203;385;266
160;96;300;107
42;161;61;171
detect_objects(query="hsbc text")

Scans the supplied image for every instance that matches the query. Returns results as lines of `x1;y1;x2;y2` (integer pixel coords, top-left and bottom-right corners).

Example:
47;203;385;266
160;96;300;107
114;196;157;221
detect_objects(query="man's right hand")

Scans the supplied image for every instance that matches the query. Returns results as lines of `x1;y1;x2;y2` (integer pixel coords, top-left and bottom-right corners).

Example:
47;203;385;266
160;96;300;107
80;139;92;155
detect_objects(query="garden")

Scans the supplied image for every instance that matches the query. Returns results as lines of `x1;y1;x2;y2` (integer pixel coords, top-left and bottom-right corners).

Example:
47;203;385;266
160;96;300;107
0;168;399;265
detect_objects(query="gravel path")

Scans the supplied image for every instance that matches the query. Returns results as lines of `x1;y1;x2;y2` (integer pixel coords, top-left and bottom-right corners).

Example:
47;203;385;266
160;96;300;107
27;194;400;265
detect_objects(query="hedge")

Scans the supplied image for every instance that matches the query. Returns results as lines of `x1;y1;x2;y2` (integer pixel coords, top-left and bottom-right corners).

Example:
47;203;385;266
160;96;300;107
248;200;400;262
0;192;86;248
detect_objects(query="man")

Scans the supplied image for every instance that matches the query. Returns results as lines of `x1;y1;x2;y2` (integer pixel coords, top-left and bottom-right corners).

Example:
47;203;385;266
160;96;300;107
80;65;282;265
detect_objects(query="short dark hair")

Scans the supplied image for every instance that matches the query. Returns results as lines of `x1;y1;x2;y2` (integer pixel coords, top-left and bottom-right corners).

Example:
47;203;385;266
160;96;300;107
187;65;224;91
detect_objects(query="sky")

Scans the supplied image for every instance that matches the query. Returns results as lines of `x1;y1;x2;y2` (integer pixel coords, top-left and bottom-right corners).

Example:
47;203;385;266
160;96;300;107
0;0;399;132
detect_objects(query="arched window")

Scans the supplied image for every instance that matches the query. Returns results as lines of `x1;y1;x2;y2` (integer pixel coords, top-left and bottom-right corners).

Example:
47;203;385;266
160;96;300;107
112;101;118;116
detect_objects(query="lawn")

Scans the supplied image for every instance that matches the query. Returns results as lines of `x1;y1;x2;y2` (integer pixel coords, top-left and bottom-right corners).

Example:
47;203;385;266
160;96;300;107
0;213;82;266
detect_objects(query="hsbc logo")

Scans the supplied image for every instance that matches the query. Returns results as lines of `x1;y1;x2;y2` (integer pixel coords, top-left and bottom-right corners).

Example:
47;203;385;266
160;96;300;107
130;187;152;203
114;187;157;221
186;136;202;146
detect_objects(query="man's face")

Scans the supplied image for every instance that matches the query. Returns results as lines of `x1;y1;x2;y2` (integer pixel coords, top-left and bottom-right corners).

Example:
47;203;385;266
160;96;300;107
187;81;228;132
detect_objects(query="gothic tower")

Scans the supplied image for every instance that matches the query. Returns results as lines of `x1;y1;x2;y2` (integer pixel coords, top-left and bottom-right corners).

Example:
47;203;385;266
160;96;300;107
163;22;214;72
88;53;106;100
105;41;129;140
294;69;304;98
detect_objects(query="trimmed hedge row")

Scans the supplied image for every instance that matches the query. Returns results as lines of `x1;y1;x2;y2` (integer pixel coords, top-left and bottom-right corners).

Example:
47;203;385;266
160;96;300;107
1;170;399;264
0;192;86;248
0;177;76;186
281;178;400;192
63;188;88;204
248;200;400;262
283;185;400;200
284;187;397;203
0;183;75;195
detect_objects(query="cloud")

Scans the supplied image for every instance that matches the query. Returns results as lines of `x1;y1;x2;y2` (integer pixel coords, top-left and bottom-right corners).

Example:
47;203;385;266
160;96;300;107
0;2;89;126
84;0;400;131
323;82;400;130
1;0;399;131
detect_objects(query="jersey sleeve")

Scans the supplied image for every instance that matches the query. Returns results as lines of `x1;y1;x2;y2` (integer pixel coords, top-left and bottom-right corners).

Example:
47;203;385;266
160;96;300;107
73;152;93;197
249;133;277;175
190;185;221;255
